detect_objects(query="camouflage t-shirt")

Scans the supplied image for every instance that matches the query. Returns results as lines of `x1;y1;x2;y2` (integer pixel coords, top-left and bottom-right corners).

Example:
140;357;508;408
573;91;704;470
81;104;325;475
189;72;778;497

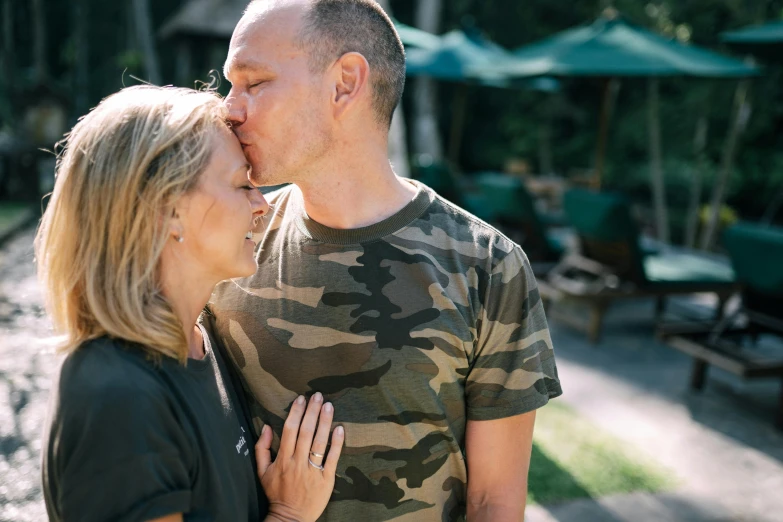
209;180;562;521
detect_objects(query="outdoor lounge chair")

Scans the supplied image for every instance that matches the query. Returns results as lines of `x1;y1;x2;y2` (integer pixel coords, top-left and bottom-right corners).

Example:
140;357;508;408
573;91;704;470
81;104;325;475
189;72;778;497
658;222;783;430
474;173;567;272
543;188;737;343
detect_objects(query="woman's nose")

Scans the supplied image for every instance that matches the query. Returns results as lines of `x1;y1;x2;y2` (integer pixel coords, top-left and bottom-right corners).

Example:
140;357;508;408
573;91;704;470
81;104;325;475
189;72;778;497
251;190;270;218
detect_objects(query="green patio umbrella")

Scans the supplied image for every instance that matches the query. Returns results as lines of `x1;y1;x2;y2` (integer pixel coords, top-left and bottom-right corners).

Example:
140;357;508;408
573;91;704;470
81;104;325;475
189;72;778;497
405;29;516;83
722;21;783;61
405;28;559;167
394;21;442;50
473;10;759;243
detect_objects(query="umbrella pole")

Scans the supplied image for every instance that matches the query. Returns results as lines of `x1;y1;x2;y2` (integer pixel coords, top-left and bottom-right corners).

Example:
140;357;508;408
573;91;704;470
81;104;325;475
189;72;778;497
648;78;670;243
594;78;613;190
448;84;470;173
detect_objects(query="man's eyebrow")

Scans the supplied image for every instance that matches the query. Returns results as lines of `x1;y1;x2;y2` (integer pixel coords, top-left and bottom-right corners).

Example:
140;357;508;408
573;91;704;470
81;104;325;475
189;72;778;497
223;59;273;79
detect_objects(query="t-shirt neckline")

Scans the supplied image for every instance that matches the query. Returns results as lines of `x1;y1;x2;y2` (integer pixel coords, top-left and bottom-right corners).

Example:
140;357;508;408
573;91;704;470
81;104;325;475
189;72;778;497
186;323;214;372
293;179;434;245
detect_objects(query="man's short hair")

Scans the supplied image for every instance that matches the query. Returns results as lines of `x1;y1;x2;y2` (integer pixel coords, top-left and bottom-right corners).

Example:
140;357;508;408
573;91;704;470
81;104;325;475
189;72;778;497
297;0;406;127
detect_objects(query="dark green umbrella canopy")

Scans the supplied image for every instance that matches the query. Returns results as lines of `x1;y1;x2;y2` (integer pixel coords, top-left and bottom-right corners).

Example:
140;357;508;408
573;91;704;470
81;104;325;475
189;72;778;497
395;21;442;50
721;21;783;61
479;14;760;79
405;28;560;92
405;29;515;84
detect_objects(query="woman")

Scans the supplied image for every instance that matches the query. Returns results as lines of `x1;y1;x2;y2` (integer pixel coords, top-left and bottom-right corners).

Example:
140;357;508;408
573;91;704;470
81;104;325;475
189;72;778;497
36;85;342;522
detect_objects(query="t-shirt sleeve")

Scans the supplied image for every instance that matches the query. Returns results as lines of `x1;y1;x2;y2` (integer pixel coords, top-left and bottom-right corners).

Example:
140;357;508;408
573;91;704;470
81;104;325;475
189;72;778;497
46;357;193;522
465;245;562;421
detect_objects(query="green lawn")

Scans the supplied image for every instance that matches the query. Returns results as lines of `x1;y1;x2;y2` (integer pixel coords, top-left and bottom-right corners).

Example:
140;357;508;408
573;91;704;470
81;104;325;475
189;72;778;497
528;401;677;505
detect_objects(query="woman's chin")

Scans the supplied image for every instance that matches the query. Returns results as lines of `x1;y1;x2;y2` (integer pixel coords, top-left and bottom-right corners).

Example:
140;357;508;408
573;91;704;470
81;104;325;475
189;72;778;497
224;258;258;280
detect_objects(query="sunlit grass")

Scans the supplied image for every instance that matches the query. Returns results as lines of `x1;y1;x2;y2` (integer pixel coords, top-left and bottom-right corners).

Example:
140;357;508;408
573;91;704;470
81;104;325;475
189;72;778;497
528;401;677;505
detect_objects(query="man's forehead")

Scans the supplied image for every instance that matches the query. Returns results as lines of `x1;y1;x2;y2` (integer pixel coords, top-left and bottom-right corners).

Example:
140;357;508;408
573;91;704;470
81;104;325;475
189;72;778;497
235;0;307;41
225;2;306;73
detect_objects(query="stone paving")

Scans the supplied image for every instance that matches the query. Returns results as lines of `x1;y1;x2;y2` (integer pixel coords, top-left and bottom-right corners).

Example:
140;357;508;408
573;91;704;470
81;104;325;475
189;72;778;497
1;225;782;521
0;228;54;522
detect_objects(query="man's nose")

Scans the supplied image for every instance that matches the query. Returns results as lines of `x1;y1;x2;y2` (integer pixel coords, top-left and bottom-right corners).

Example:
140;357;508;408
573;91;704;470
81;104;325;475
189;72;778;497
225;88;246;127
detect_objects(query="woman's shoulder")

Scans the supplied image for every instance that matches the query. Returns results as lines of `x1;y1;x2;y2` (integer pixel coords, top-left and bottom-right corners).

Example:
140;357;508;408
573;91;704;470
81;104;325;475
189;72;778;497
57;337;169;405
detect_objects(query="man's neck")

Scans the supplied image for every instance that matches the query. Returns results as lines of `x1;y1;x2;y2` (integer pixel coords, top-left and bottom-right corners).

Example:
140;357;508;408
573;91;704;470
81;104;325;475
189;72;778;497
295;156;418;230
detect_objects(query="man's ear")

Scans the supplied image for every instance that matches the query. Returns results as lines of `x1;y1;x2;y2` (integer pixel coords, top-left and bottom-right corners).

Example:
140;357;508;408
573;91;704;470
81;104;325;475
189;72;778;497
331;52;370;120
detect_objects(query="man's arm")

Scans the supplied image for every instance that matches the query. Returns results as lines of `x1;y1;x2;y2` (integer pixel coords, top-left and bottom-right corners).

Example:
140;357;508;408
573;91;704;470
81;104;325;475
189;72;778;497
465;411;536;522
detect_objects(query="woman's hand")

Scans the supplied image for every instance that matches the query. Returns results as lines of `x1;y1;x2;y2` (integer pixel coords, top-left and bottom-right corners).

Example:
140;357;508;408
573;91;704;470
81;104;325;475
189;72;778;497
257;393;344;522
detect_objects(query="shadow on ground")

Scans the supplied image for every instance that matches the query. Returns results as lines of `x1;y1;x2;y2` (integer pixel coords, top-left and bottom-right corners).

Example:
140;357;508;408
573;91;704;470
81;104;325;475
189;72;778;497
549;295;783;465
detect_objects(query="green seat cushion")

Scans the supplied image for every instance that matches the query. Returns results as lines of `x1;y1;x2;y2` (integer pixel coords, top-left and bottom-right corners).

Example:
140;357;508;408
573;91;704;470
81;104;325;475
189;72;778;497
723;222;783;295
546;228;571;256
475;172;540;223
461;192;497;222
563;189;639;242
644;252;735;287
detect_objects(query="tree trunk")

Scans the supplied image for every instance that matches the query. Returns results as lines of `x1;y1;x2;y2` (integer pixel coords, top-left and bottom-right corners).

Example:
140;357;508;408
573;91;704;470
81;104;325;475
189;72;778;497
647;78;669;243
685;115;708;249
700;80;752;251
1;0;14;109
31;0;48;83
73;0;90;116
412;0;444;164
376;0;410;178
132;0;162;85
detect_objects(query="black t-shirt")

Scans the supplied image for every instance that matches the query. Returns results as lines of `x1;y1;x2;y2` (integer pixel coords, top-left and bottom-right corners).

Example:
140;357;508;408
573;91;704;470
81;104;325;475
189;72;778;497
42;323;267;522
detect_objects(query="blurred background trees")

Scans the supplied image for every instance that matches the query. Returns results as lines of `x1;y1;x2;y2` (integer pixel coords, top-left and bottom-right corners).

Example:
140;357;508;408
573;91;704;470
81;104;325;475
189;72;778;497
1;0;783;239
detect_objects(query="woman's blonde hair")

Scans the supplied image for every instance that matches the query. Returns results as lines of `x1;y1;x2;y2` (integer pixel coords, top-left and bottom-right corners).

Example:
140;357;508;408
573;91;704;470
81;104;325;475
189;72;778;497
35;85;228;363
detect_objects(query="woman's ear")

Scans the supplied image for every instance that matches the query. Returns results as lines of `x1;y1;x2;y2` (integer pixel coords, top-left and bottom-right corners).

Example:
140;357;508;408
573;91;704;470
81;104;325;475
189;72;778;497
168;206;185;243
331;52;370;120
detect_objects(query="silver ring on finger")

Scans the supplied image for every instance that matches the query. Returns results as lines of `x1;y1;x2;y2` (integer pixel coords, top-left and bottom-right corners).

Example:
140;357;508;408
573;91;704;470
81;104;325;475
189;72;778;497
308;457;325;471
310;451;324;459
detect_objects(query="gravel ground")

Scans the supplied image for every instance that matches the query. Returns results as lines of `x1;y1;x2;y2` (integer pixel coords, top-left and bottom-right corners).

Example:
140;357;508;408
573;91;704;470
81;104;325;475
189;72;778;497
0;227;55;522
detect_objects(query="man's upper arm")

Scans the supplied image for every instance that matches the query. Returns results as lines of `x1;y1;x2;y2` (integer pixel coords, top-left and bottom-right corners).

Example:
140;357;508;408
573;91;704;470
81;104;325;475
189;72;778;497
461;245;559;519
465;412;536;520
466;245;561;422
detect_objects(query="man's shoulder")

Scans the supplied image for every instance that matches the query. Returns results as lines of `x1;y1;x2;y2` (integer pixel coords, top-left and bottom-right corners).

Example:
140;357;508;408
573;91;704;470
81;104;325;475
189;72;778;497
404;184;522;267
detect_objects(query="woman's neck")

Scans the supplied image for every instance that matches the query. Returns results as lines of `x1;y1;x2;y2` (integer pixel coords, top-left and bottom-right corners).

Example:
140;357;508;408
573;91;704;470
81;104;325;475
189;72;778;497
159;253;215;360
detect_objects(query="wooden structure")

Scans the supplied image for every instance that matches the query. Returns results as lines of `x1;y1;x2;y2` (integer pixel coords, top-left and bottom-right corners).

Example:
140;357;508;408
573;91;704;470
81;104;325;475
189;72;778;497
658;222;783;431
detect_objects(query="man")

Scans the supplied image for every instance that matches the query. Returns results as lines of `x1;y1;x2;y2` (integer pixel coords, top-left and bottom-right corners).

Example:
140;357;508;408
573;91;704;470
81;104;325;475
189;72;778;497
210;0;562;520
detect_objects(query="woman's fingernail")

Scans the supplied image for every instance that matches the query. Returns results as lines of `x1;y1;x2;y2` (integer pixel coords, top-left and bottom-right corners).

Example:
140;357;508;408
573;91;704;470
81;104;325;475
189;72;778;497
335;426;344;436
323;402;333;413
296;395;305;405
314;392;323;403
261;425;268;435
